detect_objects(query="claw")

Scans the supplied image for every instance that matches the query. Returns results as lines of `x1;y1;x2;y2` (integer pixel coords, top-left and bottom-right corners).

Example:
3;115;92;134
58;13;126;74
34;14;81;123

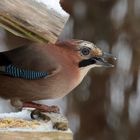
31;109;51;121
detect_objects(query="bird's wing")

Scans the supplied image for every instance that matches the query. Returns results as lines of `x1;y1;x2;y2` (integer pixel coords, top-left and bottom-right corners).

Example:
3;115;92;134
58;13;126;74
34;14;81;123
0;43;60;80
0;30;32;52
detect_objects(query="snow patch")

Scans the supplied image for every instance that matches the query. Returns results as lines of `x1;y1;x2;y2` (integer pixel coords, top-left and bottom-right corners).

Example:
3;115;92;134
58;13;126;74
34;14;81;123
0;108;33;120
0;108;71;132
36;0;68;17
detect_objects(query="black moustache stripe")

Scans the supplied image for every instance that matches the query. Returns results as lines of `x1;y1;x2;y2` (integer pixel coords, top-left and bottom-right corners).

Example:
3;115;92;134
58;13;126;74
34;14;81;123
79;59;96;68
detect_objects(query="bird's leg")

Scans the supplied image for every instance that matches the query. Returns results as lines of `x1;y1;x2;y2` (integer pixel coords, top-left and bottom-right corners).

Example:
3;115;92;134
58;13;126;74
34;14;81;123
10;98;23;109
10;98;60;113
22;102;60;113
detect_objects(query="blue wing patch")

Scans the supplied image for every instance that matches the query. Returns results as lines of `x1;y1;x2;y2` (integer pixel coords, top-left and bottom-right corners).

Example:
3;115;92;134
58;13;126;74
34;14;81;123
4;64;48;80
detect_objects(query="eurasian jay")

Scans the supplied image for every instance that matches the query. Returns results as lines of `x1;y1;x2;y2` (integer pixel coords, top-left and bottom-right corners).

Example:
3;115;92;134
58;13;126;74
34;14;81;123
0;39;114;112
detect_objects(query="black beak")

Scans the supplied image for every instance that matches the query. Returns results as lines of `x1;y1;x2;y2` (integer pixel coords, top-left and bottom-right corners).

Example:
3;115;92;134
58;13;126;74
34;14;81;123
91;57;114;67
91;52;116;67
79;52;116;68
103;52;117;60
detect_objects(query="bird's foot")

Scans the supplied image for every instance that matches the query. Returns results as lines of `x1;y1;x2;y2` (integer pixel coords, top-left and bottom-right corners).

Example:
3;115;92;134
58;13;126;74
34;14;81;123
23;102;60;113
30;109;51;120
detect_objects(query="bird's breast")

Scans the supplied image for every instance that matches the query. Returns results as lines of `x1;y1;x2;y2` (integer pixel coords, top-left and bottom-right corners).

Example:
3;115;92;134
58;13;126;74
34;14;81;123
39;67;81;99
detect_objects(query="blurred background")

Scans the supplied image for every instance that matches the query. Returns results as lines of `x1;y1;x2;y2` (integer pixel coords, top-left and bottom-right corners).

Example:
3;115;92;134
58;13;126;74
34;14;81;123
0;0;140;140
60;0;140;140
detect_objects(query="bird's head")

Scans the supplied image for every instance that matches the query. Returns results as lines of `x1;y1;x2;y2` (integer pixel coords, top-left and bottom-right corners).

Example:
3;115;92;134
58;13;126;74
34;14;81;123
57;40;115;72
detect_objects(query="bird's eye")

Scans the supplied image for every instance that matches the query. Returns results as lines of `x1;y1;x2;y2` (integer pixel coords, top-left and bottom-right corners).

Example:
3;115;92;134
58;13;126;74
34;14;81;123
81;48;91;56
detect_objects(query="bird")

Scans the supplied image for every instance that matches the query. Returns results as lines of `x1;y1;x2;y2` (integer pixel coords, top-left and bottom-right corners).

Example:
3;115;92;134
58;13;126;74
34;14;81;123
0;39;114;112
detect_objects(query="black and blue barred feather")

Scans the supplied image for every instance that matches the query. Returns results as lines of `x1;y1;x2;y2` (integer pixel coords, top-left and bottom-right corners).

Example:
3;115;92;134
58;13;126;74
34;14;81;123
3;64;48;80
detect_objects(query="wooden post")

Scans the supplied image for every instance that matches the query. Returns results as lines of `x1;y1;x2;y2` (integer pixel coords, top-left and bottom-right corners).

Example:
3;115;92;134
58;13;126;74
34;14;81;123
0;0;69;44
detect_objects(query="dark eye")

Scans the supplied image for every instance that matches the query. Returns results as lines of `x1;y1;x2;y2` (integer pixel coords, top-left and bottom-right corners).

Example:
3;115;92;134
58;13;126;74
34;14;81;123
81;48;91;56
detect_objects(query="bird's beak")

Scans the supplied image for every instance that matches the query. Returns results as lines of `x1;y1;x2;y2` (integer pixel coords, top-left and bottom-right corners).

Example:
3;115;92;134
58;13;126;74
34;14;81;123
90;52;116;67
79;50;116;68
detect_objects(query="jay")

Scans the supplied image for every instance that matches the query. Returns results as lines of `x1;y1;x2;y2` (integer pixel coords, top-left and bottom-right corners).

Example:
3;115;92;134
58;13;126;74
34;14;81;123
0;39;114;112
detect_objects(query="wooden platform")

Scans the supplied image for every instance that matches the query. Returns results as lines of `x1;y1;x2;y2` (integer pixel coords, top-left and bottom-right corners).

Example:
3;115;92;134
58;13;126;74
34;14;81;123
0;131;72;140
0;108;73;140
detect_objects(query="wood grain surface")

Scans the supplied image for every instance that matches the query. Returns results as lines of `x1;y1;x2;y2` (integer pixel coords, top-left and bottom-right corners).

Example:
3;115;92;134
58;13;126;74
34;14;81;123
0;0;69;44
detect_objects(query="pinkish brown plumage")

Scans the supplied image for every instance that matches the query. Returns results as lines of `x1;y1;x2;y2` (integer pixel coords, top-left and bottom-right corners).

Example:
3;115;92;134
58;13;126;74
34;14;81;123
0;39;114;109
